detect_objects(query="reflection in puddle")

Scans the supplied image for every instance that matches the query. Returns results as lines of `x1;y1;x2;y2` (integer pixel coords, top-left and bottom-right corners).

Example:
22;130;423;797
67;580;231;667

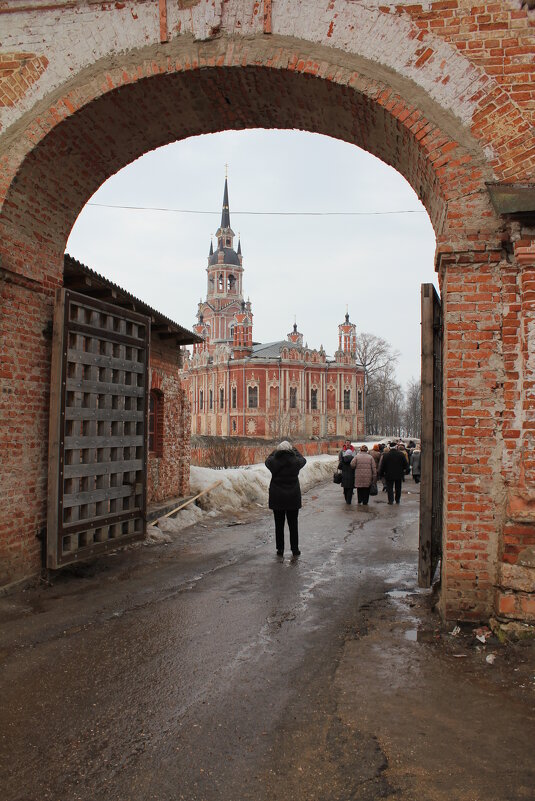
404;628;437;644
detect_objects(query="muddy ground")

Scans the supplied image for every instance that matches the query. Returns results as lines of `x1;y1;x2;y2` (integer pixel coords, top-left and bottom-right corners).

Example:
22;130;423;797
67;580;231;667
1;479;534;801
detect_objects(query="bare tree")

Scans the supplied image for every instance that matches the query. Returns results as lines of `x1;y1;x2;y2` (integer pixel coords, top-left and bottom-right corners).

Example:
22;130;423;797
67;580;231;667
355;333;400;390
355;333;401;436
403;377;421;439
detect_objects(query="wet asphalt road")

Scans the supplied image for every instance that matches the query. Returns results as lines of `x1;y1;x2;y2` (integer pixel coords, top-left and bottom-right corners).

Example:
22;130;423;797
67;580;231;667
1;479;534;801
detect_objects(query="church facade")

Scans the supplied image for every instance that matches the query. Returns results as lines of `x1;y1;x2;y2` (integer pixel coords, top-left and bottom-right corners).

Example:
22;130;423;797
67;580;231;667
181;180;365;441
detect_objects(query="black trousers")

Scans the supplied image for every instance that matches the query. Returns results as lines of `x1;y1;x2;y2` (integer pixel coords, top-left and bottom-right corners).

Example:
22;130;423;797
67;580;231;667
343;486;354;504
273;509;299;553
385;479;402;504
357;487;370;505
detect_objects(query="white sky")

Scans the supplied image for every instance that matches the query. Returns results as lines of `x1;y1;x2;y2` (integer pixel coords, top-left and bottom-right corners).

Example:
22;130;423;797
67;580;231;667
66;128;439;388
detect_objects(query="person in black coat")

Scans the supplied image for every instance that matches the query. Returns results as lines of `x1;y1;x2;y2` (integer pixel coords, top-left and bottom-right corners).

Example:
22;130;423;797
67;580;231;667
265;441;307;557
378;444;409;505
337;440;356;505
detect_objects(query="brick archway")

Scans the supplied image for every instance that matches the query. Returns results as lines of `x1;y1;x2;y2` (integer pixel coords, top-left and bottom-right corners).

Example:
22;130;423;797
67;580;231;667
1;2;534;620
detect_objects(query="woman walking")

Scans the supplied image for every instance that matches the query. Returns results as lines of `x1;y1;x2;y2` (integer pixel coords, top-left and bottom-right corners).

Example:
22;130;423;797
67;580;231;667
350;445;377;506
265;441;307;557
338;440;356;505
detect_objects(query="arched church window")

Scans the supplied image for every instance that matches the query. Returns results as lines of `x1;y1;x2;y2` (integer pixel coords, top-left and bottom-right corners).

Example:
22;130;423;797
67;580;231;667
232;386;237;409
209;389;213;410
199;390;204;410
218;274;224;291
248;386;258;408
227;274;236;292
344;389;351;410
310;388;318;410
220;387;224;409
290;387;297;409
358;390;363;411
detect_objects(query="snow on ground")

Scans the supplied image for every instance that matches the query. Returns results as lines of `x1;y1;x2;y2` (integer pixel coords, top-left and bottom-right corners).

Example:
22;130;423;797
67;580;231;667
154;454;338;537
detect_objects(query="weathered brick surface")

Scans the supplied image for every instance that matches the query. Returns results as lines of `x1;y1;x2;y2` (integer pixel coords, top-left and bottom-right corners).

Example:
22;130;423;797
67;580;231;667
147;340;191;504
0;1;534;618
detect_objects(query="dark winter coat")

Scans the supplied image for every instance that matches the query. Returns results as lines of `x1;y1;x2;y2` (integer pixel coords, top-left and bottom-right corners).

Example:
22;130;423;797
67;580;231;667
350;451;377;488
337;449;356;490
378;449;409;481
265;448;307;510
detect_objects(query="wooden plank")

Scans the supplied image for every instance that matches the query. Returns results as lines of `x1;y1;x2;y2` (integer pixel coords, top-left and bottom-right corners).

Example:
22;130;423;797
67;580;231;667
149;481;223;526
68;321;146;349
65;408;143;422
65;288;152;326
47;288;66;569
64;434;144;450
64;459;143;479
63;483;142;508
66;378;144;397
61;509;142;535
419;283;435;588
66;349;145;373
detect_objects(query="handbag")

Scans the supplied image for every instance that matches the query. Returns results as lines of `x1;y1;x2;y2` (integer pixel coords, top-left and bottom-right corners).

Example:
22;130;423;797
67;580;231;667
369;481;378;496
333;471;342;484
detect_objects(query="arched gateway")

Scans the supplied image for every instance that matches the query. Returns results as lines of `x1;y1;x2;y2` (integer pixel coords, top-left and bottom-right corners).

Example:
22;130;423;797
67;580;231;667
1;1;534;621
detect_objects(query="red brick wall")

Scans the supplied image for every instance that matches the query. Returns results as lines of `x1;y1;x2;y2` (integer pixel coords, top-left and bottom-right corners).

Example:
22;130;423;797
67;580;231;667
147;339;191;505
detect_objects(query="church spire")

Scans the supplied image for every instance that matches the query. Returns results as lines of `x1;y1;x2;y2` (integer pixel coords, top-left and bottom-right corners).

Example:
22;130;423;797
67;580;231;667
220;177;231;230
215;174;235;249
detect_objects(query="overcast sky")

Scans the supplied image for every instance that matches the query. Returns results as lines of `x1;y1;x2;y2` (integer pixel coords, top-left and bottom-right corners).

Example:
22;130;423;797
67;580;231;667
66;128;438;388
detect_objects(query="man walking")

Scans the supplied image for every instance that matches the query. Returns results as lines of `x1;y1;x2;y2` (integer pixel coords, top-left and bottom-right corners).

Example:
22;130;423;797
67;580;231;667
378;443;409;505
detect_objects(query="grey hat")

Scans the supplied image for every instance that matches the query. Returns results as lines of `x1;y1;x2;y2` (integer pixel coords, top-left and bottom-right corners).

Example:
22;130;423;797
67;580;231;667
276;440;292;451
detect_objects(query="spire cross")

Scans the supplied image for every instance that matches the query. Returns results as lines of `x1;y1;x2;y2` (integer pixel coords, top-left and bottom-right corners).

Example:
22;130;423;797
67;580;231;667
225;163;229;178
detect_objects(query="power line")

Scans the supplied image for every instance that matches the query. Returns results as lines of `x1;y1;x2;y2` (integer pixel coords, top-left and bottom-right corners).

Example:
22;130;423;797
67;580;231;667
87;202;425;217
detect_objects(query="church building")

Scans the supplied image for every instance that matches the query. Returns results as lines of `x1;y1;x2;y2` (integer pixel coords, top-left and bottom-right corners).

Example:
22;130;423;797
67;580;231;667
181;179;365;441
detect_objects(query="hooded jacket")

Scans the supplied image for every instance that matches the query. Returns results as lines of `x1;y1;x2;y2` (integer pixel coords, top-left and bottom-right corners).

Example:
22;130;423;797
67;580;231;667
378;448;409;481
265;448;307;510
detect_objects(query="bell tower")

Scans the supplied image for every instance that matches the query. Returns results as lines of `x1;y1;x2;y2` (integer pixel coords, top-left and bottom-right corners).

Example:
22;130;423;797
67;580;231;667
197;174;249;350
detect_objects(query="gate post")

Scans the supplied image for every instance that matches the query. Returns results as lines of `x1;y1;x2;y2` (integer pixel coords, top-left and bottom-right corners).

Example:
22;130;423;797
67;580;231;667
497;228;535;622
437;243;507;621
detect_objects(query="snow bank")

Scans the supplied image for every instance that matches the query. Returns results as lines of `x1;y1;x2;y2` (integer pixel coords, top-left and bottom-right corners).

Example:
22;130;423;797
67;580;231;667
190;453;338;513
153;454;338;535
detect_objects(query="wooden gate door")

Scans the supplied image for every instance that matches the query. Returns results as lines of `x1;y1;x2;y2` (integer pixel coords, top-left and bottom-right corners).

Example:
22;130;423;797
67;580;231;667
47;289;150;568
419;283;443;587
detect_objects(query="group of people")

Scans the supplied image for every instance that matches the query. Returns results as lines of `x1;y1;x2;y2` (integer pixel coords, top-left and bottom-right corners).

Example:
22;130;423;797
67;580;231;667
263;438;421;559
337;439;421;507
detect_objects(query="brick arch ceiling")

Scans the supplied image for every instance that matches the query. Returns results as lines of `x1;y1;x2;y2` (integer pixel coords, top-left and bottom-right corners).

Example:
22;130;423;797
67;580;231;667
1;63;494;276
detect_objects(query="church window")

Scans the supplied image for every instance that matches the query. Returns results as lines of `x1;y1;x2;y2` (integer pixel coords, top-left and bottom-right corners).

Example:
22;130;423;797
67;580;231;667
232;419;236;432
220;387;224;409
209;389;213;410
358;390;363;411
344;389;351;410
311;388;318;410
290;387;297;409
248;386;258;408
218;274;224;291
327;388;335;411
149;390;164;457
232;386;237;409
199;390;204;410
227;274;236;292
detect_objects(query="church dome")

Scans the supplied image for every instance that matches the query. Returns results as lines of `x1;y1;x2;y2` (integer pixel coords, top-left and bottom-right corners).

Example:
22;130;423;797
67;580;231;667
208;246;241;266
